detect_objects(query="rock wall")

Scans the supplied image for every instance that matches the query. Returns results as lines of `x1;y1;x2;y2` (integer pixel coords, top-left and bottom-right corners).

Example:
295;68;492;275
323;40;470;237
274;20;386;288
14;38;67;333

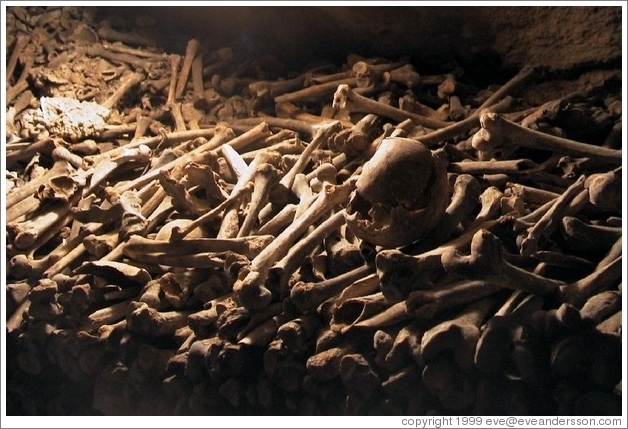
101;5;622;72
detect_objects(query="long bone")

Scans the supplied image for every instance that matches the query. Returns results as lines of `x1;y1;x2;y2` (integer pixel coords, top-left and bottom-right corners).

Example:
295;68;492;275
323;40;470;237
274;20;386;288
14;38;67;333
472;112;622;166
234;179;355;310
558;255;622;308
289;264;374;315
123;235;274;261
266;210;346;296
559;216;622;257
441;229;563;296
8;212;76;279
518;175;586;256
175;39;200;100
406;279;503;320
332;84;452;130
415;65;538;147
236;158;283;237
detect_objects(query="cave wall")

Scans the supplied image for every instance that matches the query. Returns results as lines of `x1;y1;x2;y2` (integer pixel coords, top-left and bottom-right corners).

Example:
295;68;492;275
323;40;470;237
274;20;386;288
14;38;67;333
100;5;622;72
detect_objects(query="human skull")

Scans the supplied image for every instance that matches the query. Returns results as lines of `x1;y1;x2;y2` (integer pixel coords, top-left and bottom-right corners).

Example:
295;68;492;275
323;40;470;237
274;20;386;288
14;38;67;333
344;137;449;248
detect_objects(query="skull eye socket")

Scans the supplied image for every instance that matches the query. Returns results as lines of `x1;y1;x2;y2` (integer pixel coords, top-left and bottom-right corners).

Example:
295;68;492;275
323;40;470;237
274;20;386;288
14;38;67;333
346;191;372;218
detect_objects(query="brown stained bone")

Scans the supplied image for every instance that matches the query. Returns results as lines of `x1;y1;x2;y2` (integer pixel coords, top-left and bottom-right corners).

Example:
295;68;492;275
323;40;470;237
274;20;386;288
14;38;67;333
323;271;381;315
274;77;359;104
531;251;595;279
50;146;84;170
306;342;357;382
256;204;298;238
216;145;250;238
407;66;538;148
420;294;499;371
422;357;477;411
6;137;58;169
157;270;211;309
249;74;307;100
6;79;30;105
406;279;503;320
388;63;422;89
559;216;622;258
276;313;322;352
512;197;557;232
237;159;283;237
87;299;135;330
290;264;374;315
596;310;621;336
7;212;74;279
558;255;622;308
160;125;273;238
267;210;345;295
100;128;226;192
101;71;146;110
400;94;449;124
518;175;586;256
264;338;307;392
331;113;380;158
83;144;152;197
383;321;427;373
126;301;192;337
584;167;622;214
474;291;549;384
99;41;163;59
441;229;563;296
505;182;560;205
168;102;187;133
448;95;467;121
329;291;407;334
238;312;291;347
11;88;37;118
96;23;155;47
448;158;537;176
40;240;90;280
239;128;300;157
279;121;343;191
372;328;397;369
188;294;237;338
175;39;200;100
7;34;30;84
291;173;318;220
6;160;73;209
339;353;381;400
234;179;355;310
472;112;622;166
7;194;81;251
84;43;156;72
333;84;452;130
190;51;212;110
579;290;622;326
215;303;283;343
124;234;274;261
409;173;483;252
229;116;319;137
